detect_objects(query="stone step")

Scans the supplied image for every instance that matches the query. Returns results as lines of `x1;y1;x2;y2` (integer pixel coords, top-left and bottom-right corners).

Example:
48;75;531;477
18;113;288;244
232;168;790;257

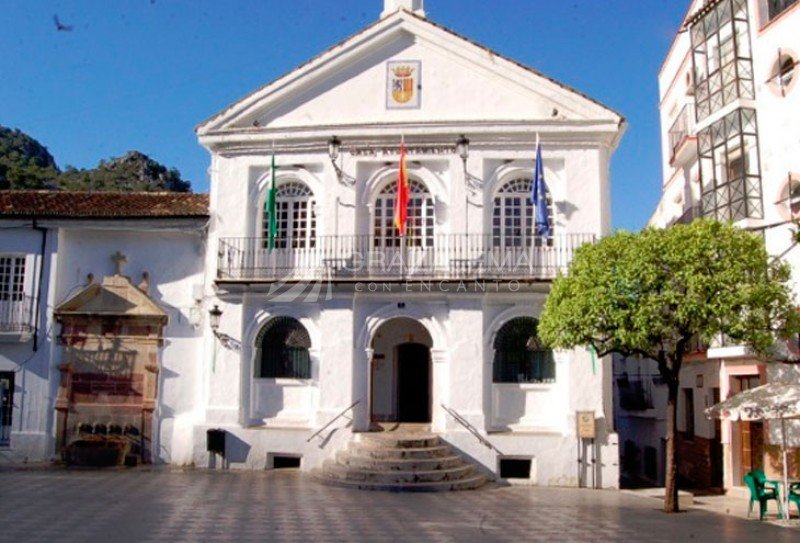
313;470;488;492
322;461;475;484
337;452;466;471
356;433;440;449
348;444;453;460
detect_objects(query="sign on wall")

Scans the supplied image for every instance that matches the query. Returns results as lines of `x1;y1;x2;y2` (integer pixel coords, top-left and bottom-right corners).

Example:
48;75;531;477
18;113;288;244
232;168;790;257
576;410;596;439
386;60;421;109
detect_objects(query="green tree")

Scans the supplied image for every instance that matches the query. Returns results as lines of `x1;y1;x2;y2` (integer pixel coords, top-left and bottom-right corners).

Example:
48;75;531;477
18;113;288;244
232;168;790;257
538;220;800;513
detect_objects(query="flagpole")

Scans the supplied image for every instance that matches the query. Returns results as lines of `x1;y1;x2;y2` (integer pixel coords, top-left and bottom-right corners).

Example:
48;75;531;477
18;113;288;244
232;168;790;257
401;134;407;280
529;135;539;275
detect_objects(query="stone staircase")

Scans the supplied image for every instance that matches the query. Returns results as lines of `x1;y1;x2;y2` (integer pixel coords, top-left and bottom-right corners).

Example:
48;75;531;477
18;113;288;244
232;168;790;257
314;432;488;491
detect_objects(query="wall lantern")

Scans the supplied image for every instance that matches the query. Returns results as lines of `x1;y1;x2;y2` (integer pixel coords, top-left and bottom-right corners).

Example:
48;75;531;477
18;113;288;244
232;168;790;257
456;134;470;166
457;134;483;191
327;135;354;187
208;305;223;333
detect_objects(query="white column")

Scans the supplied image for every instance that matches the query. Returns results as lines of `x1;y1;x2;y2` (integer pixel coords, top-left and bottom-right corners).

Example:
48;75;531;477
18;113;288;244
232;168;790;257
430;348;449;432
315;301;357;427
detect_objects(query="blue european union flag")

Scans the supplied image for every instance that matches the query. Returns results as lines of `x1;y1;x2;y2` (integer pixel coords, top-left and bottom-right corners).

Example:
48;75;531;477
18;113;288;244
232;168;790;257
531;142;552;238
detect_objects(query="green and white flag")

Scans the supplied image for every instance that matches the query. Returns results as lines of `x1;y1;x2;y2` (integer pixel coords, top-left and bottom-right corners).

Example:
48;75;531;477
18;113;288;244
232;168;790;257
266;154;277;250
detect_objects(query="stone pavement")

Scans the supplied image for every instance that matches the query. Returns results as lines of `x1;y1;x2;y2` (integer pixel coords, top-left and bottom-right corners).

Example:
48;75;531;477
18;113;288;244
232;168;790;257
0;468;798;542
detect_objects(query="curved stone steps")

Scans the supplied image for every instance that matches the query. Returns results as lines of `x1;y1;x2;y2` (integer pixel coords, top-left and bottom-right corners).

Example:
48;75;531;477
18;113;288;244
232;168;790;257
356;434;441;449
315;431;488;492
313;470;488;492
323;461;475;483
349;445;452;460
337;452;466;471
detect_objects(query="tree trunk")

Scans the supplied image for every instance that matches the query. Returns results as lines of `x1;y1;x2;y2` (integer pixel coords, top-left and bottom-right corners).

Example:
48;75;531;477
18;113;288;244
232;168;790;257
664;376;680;513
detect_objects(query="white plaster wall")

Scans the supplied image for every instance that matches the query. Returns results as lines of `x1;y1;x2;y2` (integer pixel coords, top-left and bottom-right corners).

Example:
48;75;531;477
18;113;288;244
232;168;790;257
54;227;206;465
749;5;800;296
0;225;57;463
249;33;616;129
210;146;608;244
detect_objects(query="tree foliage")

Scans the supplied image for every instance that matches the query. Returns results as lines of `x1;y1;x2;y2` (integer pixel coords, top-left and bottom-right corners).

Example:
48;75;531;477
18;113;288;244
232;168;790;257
538;220;800;512
0;125;59;189
539;220;799;360
57;151;191;192
0;125;191;192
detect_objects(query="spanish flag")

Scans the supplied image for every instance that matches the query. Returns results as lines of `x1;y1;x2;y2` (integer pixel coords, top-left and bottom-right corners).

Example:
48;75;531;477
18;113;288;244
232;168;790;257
393;140;409;236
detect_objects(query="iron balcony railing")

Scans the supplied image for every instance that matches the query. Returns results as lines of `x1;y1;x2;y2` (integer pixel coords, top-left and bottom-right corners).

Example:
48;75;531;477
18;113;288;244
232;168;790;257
0;295;35;334
217;233;596;282
617;377;654;411
668;104;695;162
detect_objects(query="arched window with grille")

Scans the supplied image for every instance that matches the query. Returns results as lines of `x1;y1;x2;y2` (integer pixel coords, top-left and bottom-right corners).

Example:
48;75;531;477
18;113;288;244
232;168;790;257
373;178;434;248
493;317;555;384
492;177;554;248
255;317;312;379
262;181;316;249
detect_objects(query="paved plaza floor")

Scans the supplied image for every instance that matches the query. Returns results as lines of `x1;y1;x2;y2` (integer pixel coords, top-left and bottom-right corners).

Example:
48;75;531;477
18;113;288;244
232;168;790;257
0;468;797;542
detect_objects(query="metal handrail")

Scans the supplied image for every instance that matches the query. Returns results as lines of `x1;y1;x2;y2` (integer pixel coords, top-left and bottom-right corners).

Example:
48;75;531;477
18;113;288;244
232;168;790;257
306;400;361;443
217;233;595;282
441;403;502;455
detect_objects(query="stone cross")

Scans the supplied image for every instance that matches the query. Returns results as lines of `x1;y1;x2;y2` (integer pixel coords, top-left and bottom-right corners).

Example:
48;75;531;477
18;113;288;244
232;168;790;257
111;251;127;275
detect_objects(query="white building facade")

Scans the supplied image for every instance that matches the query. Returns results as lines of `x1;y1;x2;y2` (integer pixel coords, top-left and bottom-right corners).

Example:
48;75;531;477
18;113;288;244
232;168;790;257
3;1;625;488
0;193;207;464
193;2;623;486
619;0;800;491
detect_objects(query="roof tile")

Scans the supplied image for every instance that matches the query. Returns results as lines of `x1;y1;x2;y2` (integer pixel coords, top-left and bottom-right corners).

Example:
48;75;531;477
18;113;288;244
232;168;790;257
0;191;209;219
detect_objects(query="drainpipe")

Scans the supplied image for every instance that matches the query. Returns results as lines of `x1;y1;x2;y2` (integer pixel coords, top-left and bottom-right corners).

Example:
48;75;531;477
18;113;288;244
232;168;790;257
32;219;47;352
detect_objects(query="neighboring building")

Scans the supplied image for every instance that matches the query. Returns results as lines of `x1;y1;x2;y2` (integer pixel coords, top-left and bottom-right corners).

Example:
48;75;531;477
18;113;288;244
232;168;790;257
2;0;626;488
0;191;207;463
618;0;800;491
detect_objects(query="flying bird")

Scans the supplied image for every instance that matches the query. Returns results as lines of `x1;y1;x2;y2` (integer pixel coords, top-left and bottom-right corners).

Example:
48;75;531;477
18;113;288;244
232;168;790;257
53;15;73;32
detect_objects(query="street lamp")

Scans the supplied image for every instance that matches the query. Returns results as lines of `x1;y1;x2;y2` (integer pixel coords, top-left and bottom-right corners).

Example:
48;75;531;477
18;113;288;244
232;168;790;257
209;305;222;334
457;134;482;191
327;136;354;187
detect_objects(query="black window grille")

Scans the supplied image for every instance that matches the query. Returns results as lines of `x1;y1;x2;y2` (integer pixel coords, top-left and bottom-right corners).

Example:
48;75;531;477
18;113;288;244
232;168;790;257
492;317;555;384
255;317;312;379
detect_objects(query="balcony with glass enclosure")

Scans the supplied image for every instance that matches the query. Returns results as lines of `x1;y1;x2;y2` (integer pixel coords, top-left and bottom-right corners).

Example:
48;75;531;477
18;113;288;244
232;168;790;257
698;107;763;221
668;104;697;167
690;0;755;122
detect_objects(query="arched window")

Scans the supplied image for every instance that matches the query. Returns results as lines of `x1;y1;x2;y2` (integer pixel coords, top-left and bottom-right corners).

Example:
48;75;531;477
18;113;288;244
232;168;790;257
492;177;554;248
493;317;555;384
255;317;312;379
262;181;316;249
373;178;434;248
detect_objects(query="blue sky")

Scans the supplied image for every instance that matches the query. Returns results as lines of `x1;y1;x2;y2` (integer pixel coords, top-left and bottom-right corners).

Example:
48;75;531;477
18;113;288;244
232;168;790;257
0;0;687;231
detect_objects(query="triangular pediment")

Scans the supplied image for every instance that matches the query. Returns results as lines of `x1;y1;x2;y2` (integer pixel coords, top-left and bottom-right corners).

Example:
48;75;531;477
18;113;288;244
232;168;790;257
197;10;621;136
55;275;167;320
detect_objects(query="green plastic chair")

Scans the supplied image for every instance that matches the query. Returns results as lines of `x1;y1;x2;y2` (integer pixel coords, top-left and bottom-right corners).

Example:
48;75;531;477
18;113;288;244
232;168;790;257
789;483;800;519
751;469;780;492
744;472;782;520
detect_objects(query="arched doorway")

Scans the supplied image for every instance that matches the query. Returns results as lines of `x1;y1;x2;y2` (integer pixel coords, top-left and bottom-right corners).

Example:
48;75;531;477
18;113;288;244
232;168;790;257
370;317;432;424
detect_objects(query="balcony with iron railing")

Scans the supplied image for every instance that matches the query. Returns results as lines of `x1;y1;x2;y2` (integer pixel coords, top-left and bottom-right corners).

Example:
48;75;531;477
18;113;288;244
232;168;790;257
216;233;596;283
668;104;696;167
0;295;35;342
617;376;654;411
